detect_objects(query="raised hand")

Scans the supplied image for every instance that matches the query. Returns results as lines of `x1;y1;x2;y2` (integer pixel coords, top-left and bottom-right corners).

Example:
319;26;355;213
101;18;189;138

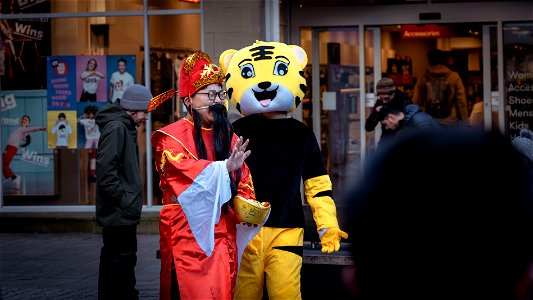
226;136;251;172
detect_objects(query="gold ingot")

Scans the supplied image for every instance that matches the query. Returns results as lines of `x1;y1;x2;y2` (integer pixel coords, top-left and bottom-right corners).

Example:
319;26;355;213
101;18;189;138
234;196;271;225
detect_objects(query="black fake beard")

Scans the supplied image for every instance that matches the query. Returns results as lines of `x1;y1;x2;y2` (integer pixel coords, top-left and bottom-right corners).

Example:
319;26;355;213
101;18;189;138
191;103;232;161
190;103;240;212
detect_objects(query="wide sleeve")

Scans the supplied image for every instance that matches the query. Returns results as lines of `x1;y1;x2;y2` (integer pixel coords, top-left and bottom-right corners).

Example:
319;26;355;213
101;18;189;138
152;130;233;257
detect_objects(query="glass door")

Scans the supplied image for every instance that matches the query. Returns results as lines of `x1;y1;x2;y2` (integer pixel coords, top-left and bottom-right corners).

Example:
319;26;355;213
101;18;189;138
301;27;364;201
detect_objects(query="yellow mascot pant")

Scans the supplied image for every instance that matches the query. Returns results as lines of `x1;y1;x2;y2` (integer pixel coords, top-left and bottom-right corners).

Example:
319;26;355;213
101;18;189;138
234;227;304;300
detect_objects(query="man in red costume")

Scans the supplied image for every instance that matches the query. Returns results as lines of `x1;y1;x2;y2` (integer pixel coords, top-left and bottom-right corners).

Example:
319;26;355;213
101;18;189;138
151;51;264;300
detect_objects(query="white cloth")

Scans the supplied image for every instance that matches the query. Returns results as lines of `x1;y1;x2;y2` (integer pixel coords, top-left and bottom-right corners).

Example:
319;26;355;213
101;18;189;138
178;160;267;264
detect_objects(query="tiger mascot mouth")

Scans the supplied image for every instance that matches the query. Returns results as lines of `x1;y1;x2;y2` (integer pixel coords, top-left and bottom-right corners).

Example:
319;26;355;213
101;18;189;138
220;41;308;116
253;84;278;107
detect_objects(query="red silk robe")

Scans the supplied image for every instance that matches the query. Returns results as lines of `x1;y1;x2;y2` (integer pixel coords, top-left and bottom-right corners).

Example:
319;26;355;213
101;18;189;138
152;118;256;300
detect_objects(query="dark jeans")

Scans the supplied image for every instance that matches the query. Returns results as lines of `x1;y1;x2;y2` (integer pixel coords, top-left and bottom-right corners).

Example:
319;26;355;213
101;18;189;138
98;225;139;300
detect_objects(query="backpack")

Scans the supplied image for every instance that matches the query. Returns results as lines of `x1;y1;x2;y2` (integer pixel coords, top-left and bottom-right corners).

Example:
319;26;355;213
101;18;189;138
422;71;453;119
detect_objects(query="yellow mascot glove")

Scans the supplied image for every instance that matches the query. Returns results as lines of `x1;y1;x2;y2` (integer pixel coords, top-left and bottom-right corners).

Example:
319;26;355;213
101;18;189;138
320;227;349;254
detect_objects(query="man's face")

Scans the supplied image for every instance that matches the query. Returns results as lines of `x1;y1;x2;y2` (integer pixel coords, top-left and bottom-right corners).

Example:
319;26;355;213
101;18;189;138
129;111;148;126
381;114;400;130
377;90;395;103
118;61;126;74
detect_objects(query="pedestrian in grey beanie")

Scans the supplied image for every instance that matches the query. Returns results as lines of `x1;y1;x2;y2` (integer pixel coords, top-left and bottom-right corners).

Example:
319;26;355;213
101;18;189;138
95;84;153;300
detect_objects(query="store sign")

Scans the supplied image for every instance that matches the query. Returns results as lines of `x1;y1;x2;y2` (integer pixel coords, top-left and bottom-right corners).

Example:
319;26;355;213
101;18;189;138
401;24;452;39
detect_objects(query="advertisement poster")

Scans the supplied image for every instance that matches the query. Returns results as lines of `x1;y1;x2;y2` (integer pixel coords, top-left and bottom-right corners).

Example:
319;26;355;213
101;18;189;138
47;110;77;149
46;54;136;149
76;102;103;149
107;55;137;103
76;55;107;103
1;90;54;195
47;56;77;110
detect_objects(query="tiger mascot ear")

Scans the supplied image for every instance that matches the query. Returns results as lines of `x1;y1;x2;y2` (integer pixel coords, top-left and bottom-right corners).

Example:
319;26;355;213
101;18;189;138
218;41;309;116
288;45;308;69
220;49;237;74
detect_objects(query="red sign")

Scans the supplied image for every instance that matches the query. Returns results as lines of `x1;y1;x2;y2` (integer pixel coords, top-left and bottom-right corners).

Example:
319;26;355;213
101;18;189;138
401;24;451;39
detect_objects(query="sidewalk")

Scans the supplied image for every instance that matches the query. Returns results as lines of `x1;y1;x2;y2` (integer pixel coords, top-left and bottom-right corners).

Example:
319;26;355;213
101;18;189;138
0;232;353;299
0;233;160;300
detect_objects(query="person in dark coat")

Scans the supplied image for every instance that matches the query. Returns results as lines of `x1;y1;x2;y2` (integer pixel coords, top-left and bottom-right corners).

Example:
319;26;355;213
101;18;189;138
95;84;153;300
377;103;439;140
365;77;410;145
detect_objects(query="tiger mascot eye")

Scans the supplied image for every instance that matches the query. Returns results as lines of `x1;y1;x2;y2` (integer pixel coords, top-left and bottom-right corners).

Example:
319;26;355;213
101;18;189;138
219;41;308;116
220;41;348;300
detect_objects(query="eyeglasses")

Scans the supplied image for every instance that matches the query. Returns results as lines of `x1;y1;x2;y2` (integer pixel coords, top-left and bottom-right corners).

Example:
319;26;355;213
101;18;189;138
196;90;227;101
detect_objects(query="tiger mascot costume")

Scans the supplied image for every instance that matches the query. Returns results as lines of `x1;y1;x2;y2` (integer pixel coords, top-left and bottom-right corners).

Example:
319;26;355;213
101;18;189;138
220;41;348;299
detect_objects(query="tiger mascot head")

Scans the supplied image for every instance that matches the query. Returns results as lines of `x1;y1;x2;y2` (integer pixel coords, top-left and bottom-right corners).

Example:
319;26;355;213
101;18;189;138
219;41;308;116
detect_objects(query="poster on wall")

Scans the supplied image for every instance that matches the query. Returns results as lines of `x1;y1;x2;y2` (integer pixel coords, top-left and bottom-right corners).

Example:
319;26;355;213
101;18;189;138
47;56;77;110
1;90;55;195
46;54;136;149
107;55;137;103
0;0;51;90
76;56;107;103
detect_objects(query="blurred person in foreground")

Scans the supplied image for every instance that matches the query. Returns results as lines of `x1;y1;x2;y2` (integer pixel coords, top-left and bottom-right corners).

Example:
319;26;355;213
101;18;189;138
151;51;267;300
95;84;153;300
343;128;533;300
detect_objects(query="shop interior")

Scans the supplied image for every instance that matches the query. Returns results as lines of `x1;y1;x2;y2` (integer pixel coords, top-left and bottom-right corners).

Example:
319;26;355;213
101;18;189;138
299;22;488;197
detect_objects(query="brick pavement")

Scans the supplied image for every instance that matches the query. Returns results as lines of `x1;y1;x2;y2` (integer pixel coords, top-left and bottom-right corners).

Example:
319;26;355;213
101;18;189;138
0;233;160;300
0;232;353;299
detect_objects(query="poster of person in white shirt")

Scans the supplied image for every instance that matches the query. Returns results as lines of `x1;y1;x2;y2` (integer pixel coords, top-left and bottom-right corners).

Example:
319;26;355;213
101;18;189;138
48;111;76;149
107;55;136;103
77;103;102;149
76;56;106;103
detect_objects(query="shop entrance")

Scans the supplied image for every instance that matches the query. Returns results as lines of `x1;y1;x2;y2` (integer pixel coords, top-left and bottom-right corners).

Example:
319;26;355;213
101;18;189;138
301;22;500;197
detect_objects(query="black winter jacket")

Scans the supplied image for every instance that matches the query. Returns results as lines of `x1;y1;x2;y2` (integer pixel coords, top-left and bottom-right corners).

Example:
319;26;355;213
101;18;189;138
365;89;410;143
95;103;143;227
398;104;440;136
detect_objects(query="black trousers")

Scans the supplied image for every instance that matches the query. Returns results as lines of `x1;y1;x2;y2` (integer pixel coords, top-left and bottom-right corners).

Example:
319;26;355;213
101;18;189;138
80;90;96;102
98;225;139;300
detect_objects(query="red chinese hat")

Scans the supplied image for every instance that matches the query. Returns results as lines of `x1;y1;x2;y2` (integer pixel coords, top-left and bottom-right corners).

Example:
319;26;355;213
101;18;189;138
178;51;225;98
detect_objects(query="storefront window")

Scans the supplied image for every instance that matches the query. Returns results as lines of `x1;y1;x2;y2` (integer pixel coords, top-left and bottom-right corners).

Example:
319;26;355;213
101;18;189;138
503;22;533;138
0;1;200;206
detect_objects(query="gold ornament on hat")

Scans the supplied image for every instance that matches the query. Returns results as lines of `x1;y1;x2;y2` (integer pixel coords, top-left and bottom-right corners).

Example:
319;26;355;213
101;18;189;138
184;52;212;75
147;89;178;112
193;64;225;89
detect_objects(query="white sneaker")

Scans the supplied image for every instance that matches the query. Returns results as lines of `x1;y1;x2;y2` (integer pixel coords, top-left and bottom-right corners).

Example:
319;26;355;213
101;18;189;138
12;176;20;190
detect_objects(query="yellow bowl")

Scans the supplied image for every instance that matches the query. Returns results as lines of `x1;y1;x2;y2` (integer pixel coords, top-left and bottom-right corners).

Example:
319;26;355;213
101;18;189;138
234;196;271;225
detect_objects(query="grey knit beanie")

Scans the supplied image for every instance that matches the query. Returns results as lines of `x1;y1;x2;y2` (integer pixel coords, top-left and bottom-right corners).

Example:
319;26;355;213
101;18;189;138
512;128;533;162
119;84;153;111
